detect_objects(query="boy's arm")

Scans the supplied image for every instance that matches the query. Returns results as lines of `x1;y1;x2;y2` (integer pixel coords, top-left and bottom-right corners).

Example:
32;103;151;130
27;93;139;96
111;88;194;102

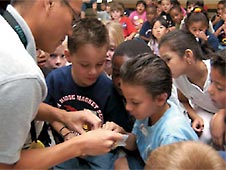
212;15;221;26
125;17;137;41
124;133;137;151
125;32;136;41
36;103;102;134
139;35;151;42
210;109;226;150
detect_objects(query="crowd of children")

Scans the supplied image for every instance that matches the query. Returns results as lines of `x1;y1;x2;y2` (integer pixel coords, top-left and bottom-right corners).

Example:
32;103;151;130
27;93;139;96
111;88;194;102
79;0;226;168
2;0;225;169
39;0;226;169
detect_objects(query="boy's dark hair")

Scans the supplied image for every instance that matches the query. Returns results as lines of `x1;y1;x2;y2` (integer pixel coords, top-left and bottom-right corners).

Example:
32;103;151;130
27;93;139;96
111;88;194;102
185;7;209;29
68;18;109;54
136;0;147;8
113;39;152;60
171;0;181;6
0;0;10;9
211;49;226;77
186;0;204;8
159;29;213;60
146;4;157;12
169;4;182;14
120;53;172;99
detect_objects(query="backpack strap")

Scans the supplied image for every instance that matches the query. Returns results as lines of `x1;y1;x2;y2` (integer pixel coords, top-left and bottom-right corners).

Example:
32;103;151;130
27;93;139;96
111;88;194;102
0;8;27;48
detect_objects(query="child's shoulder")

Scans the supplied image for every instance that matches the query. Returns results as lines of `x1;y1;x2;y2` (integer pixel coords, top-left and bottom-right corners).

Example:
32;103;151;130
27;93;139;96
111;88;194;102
46;65;71;79
129;10;138;16
96;73;113;86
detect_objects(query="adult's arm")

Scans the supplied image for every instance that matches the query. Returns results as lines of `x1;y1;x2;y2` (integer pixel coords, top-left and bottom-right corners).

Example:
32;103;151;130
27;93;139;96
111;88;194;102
0;128;124;169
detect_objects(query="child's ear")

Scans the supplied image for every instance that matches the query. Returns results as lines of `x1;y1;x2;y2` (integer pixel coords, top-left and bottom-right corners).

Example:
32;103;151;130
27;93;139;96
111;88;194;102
184;49;193;65
64;49;72;63
155;93;168;106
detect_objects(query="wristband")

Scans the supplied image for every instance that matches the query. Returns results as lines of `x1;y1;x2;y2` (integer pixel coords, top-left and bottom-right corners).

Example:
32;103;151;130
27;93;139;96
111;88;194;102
63;131;74;138
59;126;67;135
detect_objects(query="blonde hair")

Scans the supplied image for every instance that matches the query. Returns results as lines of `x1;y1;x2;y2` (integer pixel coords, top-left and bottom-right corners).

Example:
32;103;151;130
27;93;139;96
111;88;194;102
145;141;226;170
105;21;124;47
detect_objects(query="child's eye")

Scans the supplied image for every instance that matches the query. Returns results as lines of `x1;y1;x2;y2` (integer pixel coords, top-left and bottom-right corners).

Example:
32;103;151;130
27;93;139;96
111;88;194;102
210;80;226;91
81;63;89;67
50;54;57;58
109;47;115;52
217;87;225;91
216;85;226;91
97;63;104;67
131;101;140;105
60;55;65;59
163;57;171;63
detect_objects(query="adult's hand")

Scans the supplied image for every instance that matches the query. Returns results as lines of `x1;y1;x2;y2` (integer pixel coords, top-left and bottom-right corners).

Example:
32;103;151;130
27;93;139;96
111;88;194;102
64;109;102;134
77;129;124;156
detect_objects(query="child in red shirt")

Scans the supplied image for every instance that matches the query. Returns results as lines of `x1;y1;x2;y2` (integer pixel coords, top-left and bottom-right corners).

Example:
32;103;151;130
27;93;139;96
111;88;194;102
110;2;137;41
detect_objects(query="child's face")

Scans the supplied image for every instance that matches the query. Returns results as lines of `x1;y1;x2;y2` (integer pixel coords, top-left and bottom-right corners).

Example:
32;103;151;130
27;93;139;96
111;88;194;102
208;67;226;109
221;7;226;21
170;8;183;24
111;10;122;20
217;3;225;16
157;3;162;15
187;3;195;14
145;0;154;6
159;45;187;78
161;0;172;13
187;21;208;38
121;83;156;120
136;3;146;14
100;3;106;11
36;49;49;68
152;21;169;41
105;39;116;76
146;7;157;22
45;44;67;69
69;44;107;87
106;5;111;13
112;55;129;95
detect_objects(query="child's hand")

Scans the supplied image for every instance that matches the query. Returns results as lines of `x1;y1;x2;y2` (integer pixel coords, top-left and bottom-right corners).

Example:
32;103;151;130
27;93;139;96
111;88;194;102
222;23;226;31
192;116;204;134
196;31;208;41
36;49;49;68
214;15;221;24
102;121;126;134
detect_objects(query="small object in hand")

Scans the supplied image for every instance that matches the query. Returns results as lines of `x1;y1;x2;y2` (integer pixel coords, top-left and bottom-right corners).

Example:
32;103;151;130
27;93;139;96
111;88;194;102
112;134;129;150
83;124;89;132
29;140;45;149
83;109;98;132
